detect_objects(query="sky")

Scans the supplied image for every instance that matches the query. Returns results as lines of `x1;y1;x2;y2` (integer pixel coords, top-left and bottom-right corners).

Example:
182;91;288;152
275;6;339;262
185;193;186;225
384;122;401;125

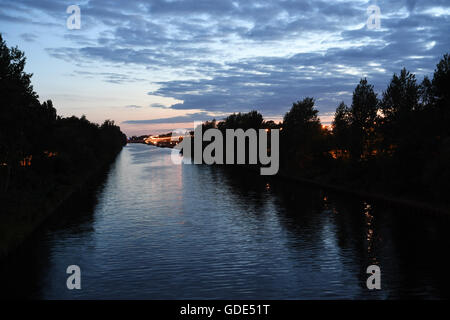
0;0;449;136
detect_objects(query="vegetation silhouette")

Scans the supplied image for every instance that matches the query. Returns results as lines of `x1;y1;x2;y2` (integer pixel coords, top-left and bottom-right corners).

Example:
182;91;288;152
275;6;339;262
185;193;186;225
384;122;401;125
0;34;127;257
192;54;450;208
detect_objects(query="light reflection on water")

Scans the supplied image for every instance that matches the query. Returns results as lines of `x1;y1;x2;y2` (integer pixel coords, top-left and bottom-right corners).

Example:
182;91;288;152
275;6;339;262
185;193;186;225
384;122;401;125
1;144;449;299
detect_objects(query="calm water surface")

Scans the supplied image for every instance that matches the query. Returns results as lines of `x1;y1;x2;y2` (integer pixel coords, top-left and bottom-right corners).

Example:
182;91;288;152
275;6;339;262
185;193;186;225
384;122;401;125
2;144;449;299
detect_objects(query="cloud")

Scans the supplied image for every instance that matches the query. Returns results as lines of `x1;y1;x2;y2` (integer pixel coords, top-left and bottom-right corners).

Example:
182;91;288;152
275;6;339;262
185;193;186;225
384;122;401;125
150;103;170;108
2;0;450;118
123;112;216;124
124;105;143;109
20;33;37;42
67;70;148;84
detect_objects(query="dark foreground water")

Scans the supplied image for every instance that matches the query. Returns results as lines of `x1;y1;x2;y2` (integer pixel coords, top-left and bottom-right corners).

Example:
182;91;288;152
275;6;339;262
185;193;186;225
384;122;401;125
2;144;449;299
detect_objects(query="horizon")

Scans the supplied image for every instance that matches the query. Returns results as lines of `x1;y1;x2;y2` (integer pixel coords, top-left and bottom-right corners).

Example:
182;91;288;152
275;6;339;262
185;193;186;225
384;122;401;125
1;0;449;136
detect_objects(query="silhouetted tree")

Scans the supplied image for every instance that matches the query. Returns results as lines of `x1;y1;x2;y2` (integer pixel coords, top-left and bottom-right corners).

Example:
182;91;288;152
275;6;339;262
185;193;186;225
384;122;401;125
0;33;40;192
349;78;379;159
281;98;326;173
381;68;421;120
215;111;265;165
262;120;280;129
0;33;126;206
379;68;421;157
429;53;450;108
332;101;351;152
419;54;450;200
218;110;264;131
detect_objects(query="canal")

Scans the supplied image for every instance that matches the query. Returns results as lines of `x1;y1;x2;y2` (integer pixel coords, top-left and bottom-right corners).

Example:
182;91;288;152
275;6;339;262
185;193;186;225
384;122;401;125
1;143;449;299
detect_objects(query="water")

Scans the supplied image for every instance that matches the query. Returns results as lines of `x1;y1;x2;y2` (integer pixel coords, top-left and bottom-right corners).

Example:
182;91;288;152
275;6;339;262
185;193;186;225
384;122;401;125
2;144;449;299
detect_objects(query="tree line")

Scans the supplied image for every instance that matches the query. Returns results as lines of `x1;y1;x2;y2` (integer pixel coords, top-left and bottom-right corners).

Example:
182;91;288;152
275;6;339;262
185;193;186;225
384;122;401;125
0;33;127;212
198;54;450;205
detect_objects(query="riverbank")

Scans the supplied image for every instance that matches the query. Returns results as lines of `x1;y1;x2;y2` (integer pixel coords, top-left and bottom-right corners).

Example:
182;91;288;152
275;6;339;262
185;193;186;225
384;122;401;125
228;163;450;217
0;150;123;260
276;171;450;217
150;137;450;216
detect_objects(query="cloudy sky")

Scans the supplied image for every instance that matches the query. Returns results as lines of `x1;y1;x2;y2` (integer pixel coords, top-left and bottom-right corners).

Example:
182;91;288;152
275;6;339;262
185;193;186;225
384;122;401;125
0;0;449;135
